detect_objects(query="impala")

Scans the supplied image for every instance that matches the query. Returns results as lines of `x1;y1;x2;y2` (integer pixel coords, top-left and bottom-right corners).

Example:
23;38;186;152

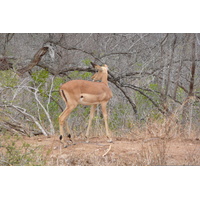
59;62;113;146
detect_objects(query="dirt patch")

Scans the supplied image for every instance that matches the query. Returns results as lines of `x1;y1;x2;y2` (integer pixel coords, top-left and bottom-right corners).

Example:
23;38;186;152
2;134;199;166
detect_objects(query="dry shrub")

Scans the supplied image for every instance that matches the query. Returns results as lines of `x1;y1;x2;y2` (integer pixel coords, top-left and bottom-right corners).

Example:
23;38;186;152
135;139;168;166
181;143;200;166
144;116;181;139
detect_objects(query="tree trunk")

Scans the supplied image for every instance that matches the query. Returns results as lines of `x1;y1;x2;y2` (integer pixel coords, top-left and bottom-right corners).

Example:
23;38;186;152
182;33;196;133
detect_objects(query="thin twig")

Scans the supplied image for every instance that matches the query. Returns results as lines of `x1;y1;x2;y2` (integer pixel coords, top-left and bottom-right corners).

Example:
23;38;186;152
102;145;112;157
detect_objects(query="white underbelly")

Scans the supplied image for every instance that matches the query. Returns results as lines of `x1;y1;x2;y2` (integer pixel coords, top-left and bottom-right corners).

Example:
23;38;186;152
78;93;102;105
79;101;99;105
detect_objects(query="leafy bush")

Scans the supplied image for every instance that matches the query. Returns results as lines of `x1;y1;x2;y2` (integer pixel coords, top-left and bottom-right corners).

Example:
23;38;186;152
31;69;49;85
0;70;19;87
0;134;50;166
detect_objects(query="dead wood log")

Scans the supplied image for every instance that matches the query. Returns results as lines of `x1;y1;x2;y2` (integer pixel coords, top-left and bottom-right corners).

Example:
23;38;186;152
1;121;30;136
1;121;44;136
17;47;48;75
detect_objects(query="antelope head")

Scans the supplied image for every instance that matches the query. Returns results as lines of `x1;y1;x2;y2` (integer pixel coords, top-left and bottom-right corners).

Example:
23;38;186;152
91;62;109;82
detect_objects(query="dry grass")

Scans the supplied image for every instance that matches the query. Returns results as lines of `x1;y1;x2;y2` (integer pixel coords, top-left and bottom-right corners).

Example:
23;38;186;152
134;139;168;166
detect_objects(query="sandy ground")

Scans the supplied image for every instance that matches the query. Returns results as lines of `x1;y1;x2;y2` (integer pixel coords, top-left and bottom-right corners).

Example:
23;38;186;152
10;134;200;166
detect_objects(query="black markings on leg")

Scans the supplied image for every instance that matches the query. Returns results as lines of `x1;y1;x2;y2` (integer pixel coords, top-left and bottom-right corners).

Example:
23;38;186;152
59;135;63;140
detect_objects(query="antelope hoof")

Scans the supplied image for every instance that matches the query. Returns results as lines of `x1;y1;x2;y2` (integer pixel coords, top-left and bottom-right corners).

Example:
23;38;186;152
107;139;113;143
59;135;63;140
85;136;89;143
64;145;68;148
85;139;89;143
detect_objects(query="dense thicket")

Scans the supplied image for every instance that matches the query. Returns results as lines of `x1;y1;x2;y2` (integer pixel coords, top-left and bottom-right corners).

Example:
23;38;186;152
0;33;200;137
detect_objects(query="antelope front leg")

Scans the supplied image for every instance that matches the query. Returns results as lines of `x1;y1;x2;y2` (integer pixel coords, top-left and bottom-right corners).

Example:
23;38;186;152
85;104;97;142
101;102;113;143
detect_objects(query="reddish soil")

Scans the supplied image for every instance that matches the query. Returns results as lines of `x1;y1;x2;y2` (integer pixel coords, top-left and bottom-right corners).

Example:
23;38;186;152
14;134;200;166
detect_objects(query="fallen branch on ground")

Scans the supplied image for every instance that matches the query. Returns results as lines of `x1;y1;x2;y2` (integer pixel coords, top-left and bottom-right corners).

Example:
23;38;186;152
102;145;112;157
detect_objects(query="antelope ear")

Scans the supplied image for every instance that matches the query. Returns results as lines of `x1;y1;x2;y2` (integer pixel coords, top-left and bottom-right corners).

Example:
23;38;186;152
90;62;96;68
91;62;101;69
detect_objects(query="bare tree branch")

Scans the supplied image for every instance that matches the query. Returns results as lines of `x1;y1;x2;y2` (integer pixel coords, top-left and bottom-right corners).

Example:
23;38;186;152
17;47;49;75
0;104;48;136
